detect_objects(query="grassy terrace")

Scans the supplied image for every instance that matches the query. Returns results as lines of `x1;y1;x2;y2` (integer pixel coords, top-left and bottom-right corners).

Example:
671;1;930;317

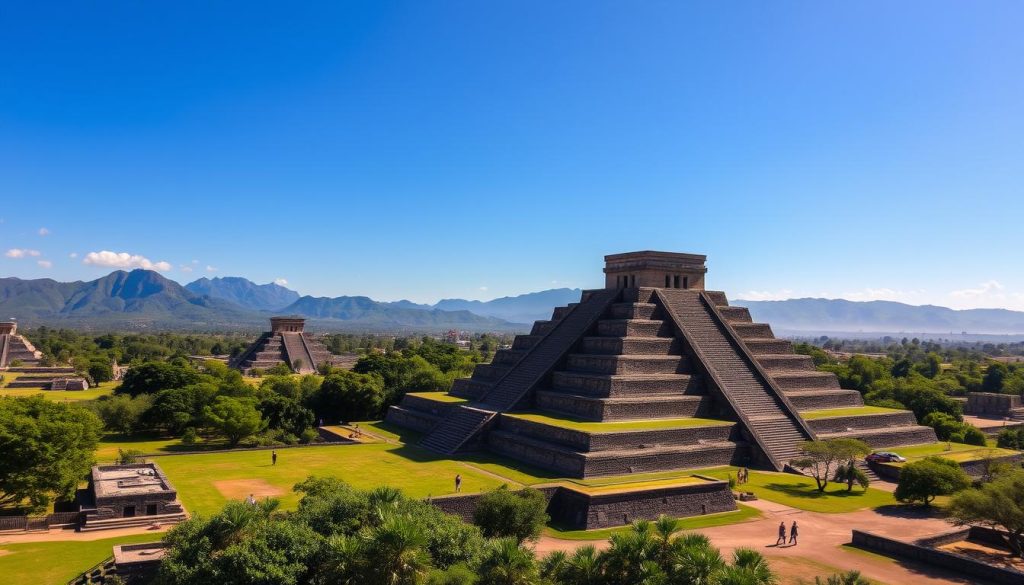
405;391;469;404
879;442;1020;464
504;412;732;432
547;503;762;540
800;406;905;419
0;381;117;402
0;532;164;585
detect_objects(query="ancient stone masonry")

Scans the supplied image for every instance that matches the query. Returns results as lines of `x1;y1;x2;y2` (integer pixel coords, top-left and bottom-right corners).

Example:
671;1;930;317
0;321;42;368
79;463;186;531
231;317;355;374
387;251;936;478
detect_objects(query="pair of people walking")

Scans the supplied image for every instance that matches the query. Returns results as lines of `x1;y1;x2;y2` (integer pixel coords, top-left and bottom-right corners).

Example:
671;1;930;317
737;467;750;484
776;521;798;546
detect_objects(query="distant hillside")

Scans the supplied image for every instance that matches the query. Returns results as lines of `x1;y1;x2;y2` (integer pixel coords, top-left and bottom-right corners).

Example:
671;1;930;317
733;297;1024;335
186;276;299;311
0;271;523;332
384;288;583;324
281;296;518;330
0;270;258;330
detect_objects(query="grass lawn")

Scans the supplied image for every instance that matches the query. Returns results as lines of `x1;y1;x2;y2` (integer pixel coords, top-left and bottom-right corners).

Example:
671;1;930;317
406;391;469;404
157;443;517;516
0;532;164;585
801;406;905;420
94;434;232;462
546;503;762;540
0;381;117;402
504;412;732;432
700;468;896;513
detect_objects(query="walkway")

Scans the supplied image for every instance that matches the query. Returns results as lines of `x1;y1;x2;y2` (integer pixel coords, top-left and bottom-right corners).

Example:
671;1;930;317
536;499;983;585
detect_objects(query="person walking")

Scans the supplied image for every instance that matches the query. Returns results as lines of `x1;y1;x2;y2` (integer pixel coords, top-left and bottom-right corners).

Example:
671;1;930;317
246;493;256;506
455;474;462;493
789;521;799;545
776;521;787;546
271;450;277;466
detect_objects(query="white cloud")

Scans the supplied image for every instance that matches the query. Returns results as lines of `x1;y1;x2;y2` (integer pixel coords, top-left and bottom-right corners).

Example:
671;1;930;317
37;260;52;269
5;249;41;259
274;278;288;286
38;227;50;236
83;250;172;272
205;265;217;273
180;265;194;273
192;259;199;264
951;280;1004;299
478;286;489;291
68;252;78;259
737;289;795;301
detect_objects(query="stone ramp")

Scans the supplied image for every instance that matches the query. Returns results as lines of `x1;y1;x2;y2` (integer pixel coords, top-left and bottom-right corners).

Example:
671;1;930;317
656;289;814;470
478;288;620;411
281;332;316;374
419;405;495;454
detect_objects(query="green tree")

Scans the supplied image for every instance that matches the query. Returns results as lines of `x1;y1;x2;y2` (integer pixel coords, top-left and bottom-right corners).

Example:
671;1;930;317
309;371;386;423
473;486;549;543
718;547;777;585
815;570;870;585
92;393;153;435
946;468;1024;558
790;439;872;492
117;361;202;396
894;456;971;506
0;396;101;511
476;537;539;585
204;396;264;447
362;513;433;585
982;362;1009;392
832;461;869;492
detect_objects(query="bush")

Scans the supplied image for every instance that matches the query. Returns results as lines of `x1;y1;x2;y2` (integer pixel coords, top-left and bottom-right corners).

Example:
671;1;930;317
181;427;198;446
309;371;386;423
300;428;319;444
997;428;1024;450
117;449;143;464
472;486;549;543
894;456;971;506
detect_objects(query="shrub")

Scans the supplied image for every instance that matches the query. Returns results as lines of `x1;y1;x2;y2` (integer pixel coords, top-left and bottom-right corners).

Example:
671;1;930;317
116;449;143;464
472;486;549;543
181;427;198;446
894;456;971;506
300;428;320;444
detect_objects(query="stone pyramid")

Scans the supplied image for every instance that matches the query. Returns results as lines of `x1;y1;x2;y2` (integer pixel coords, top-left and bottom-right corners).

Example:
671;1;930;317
231;317;350;374
0;322;42;368
386;252;936;478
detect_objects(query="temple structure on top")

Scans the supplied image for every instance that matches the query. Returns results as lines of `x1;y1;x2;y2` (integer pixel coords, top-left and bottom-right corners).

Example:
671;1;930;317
386;251;937;478
0;322;42;368
230;317;353;374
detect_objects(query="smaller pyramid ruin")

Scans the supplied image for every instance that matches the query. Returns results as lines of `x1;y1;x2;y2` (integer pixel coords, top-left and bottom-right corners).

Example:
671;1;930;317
0;322;42;368
231;317;351;374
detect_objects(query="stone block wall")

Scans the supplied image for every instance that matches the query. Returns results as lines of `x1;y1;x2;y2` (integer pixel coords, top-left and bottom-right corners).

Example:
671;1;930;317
496;415;736;452
807;412;917;434
965;392;1022;416
384;407;439;433
851;529;1024;583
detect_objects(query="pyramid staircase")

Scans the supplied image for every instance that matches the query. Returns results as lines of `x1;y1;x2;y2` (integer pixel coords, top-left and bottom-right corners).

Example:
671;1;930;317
389;281;936;477
0;333;42;367
231;331;342;375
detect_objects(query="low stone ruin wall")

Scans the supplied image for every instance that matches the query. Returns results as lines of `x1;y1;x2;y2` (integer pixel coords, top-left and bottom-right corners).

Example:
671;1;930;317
427;478;736;530
965;392;1022;416
852;528;1024;583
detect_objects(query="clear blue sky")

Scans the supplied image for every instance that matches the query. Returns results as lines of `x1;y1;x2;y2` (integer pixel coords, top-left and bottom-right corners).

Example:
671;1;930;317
2;2;1022;308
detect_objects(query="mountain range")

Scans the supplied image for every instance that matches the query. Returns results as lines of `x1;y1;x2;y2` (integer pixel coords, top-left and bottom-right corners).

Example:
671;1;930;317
4;270;1024;336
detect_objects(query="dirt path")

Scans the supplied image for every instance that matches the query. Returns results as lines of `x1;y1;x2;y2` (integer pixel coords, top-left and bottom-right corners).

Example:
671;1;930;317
536;500;982;585
0;525;169;544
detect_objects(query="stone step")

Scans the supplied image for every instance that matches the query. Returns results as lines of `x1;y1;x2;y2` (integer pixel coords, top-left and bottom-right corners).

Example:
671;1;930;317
730;323;774;339
565;354;690;375
450;378;490;399
817;425;938;448
770;371;841;391
807;410;918;434
491;349;526;366
621;288;658;303
535;391;713;421
471;363;511;381
80;512;186;532
608;303;660;320
531;320;555;336
788;389;864;410
717;306;752;323
551;304;577;320
742;338;794;355
487;429;745;478
705;291;729;306
596;319;672;338
550;371;705;397
384;405;441;433
580;336;680;356
756;354;816;371
512;336;541;351
497;414;736;452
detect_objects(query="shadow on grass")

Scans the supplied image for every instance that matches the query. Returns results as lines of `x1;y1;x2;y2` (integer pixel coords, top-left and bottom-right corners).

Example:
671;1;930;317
872;503;946;519
761;482;873;500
